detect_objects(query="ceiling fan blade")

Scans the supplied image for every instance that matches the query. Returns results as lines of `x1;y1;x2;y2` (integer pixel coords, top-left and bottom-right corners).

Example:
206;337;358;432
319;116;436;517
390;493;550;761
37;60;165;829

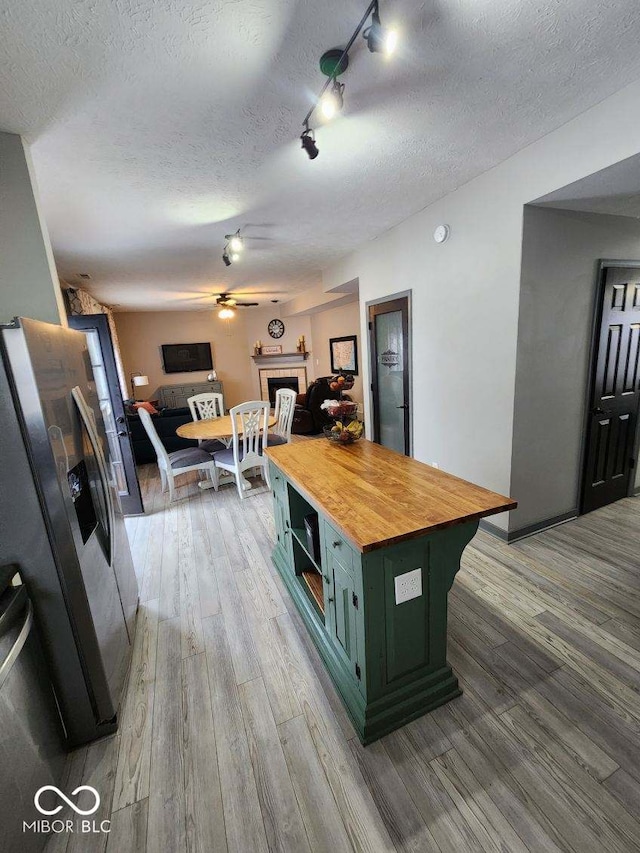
235;302;259;307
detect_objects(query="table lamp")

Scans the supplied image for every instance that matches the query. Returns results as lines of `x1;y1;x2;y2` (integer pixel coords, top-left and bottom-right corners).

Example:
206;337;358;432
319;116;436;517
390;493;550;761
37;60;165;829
130;372;149;401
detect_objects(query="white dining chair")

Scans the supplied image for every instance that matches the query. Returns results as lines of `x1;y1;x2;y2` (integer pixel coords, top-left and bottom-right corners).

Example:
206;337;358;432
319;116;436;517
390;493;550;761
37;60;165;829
187;391;227;453
138;407;218;501
213;401;270;499
188;392;224;422
268;387;296;446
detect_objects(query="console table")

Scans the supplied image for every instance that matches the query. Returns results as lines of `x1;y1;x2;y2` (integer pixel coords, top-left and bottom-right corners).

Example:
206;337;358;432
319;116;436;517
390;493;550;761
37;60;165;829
266;439;516;744
156;381;223;409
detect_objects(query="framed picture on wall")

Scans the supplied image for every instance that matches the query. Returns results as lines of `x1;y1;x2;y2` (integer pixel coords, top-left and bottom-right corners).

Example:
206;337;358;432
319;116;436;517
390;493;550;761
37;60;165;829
330;335;358;375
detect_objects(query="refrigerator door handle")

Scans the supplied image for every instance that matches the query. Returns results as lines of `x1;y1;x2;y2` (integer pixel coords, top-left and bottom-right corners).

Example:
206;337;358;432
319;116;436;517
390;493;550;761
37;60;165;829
0;599;33;691
71;386;115;565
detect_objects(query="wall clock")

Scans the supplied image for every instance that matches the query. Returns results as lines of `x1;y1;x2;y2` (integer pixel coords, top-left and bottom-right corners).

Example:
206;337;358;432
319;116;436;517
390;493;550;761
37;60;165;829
268;318;285;339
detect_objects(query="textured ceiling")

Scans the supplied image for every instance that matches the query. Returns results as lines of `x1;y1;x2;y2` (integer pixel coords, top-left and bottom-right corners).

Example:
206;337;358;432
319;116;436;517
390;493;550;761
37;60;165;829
534;153;640;219
2;0;640;310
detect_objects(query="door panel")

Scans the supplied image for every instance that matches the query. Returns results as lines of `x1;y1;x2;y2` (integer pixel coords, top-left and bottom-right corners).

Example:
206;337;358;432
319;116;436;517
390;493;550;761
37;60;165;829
326;551;358;676
581;264;640;513
69;315;144;515
369;295;411;456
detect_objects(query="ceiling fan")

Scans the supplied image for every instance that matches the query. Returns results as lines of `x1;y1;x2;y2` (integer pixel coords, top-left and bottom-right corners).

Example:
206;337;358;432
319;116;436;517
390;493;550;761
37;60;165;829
215;292;259;308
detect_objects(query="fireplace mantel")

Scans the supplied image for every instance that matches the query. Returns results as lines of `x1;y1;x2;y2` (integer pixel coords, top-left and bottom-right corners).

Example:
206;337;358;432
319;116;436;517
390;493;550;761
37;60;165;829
251;352;309;364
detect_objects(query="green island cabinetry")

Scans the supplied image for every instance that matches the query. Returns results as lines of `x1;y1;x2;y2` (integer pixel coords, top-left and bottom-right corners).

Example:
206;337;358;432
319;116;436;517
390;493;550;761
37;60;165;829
266;439;516;745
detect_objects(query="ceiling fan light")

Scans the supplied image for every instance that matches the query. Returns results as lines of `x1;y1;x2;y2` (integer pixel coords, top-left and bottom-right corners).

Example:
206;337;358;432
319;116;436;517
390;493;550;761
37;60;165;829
218;307;235;319
230;252;240;263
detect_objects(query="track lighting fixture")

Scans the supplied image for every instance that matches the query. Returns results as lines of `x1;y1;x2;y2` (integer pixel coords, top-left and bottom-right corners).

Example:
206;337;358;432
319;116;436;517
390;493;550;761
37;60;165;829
300;1;397;160
222;229;244;265
300;125;319;160
321;79;345;120
226;230;243;253
363;5;397;55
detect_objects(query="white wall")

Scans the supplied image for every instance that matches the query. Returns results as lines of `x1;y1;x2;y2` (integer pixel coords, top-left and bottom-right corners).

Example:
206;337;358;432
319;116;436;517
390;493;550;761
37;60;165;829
114;310;255;407
323;77;640;531
511;207;640;530
114;306;314;407
0;133;65;325
309;300;363;402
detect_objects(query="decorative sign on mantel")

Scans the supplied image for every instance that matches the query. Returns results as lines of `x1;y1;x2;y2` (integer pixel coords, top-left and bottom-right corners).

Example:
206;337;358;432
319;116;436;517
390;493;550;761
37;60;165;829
262;344;282;355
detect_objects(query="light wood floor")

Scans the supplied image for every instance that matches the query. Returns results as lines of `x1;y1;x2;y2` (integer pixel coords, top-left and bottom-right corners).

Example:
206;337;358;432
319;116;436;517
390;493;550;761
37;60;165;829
46;457;640;853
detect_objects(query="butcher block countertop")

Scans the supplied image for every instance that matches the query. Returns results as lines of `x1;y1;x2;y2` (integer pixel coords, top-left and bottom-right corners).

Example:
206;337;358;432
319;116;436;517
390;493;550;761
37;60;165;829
266;439;516;553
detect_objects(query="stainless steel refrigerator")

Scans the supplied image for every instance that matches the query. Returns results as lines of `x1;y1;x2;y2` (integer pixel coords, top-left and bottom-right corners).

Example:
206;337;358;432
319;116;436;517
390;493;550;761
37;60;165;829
0;317;138;746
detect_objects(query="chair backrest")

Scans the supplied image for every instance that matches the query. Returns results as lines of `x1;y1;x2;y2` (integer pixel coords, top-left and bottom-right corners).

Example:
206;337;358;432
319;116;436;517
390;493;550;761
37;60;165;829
137;407;171;471
188;392;224;422
229;401;269;466
273;388;296;442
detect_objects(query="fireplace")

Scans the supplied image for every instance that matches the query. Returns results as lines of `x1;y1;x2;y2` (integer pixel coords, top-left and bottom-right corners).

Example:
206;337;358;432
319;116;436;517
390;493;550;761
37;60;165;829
259;367;307;404
267;377;299;406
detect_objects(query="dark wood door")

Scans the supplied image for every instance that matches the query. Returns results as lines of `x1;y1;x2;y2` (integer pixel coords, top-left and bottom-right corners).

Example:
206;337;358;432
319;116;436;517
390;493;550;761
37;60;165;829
581;263;640;513
368;295;411;456
69;314;144;516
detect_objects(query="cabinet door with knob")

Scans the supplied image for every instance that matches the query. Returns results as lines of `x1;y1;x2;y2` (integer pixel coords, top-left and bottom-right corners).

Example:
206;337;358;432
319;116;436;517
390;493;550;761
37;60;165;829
324;549;360;683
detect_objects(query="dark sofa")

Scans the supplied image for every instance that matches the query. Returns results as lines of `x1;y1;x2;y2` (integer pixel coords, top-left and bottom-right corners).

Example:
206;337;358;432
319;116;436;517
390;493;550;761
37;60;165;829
127;406;198;464
292;377;352;435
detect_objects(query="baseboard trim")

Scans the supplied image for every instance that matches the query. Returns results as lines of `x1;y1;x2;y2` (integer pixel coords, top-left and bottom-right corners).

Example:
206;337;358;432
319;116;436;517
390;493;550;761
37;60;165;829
481;510;578;544
478;519;509;541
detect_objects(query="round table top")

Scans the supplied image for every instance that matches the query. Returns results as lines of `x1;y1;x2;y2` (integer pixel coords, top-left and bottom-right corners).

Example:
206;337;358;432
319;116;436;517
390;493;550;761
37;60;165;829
176;414;277;441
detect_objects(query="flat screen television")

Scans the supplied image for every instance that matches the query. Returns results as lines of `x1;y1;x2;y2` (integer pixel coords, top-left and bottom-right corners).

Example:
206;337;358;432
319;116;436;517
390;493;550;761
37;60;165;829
161;342;213;374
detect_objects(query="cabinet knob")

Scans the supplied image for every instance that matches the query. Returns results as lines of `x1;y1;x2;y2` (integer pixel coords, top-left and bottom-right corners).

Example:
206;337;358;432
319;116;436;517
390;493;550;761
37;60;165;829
328;597;334;603
332;541;341;548
323;574;330;584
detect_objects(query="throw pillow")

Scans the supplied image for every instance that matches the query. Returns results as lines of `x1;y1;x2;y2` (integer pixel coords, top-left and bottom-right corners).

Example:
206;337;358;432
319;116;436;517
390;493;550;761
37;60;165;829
133;401;159;415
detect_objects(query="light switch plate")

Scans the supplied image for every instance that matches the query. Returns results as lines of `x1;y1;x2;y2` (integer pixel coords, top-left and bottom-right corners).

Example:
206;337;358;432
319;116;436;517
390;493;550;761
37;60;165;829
394;568;422;604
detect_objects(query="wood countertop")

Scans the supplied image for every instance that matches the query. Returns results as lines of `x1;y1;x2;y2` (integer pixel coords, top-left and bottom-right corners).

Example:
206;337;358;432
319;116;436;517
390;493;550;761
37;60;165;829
266;439;516;553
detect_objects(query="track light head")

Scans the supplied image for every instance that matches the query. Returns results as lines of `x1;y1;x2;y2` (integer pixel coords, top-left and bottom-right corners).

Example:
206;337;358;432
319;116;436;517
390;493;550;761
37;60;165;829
363;6;397;55
300;126;319;160
222;250;231;267
321;79;345;120
228;231;243;253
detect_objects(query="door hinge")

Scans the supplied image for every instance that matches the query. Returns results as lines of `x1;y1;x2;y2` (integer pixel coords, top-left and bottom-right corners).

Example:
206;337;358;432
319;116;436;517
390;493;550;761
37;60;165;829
368;321;372;330
352;592;359;609
355;663;361;680
630;458;636;469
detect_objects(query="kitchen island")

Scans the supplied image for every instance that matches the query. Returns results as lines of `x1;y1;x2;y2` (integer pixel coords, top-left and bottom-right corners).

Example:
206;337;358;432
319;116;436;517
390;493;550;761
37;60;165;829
266;438;516;744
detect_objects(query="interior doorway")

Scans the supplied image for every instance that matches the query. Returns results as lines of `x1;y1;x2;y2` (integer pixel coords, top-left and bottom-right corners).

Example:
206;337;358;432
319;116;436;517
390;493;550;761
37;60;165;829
367;292;412;456
580;260;640;513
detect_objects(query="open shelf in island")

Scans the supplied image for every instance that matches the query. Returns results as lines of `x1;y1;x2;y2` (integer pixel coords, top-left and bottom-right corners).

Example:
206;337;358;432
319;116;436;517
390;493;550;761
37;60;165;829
301;570;324;614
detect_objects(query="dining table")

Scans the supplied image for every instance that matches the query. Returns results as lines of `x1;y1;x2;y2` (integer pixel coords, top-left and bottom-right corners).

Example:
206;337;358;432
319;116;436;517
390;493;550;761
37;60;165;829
176;413;277;490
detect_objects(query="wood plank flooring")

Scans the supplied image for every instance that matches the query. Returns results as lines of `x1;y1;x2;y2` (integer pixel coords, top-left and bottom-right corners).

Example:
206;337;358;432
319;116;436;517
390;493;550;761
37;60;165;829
46;459;640;852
